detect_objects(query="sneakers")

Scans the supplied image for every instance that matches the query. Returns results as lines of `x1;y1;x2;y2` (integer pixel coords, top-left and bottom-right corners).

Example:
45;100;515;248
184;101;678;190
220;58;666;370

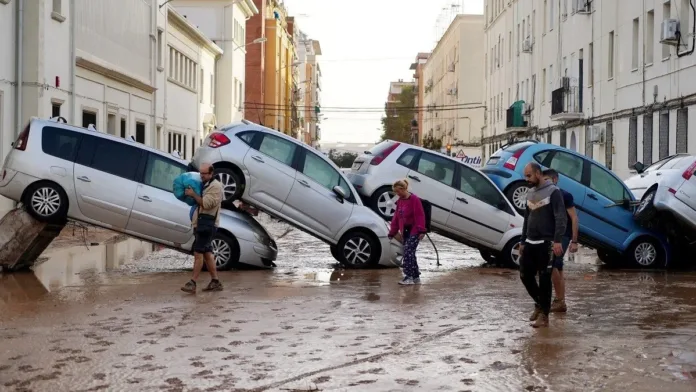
529;306;542;321
531;313;549;328
181;280;197;294
412;277;421;285
399;276;421;285
550;299;567;313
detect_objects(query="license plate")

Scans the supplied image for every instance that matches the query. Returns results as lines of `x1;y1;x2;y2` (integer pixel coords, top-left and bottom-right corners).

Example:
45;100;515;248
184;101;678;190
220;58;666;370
352;162;362;170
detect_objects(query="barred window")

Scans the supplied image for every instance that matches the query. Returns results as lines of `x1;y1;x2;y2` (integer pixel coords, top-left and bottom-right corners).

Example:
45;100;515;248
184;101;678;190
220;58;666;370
643;114;653;165
676;108;688;154
628;116;637;168
605;122;613;170
559;130;567;148
659;111;669;159
585;126;593;158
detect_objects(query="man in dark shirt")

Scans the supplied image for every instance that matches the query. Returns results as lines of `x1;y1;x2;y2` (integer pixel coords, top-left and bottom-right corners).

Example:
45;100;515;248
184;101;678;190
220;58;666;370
543;169;579;313
519;162;567;328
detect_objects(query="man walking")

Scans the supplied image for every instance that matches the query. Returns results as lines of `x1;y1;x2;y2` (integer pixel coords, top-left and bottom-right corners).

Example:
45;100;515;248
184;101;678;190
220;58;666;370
519;162;567;328
543;169;579;313
181;163;224;293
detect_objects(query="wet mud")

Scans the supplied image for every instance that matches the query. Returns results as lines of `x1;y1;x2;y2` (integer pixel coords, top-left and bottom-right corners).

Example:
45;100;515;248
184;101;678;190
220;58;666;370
1;217;695;391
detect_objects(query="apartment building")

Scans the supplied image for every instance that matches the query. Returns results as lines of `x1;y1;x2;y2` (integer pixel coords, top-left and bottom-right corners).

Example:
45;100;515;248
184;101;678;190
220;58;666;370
484;0;696;179
296;30;322;147
409;52;430;145
423;14;485;151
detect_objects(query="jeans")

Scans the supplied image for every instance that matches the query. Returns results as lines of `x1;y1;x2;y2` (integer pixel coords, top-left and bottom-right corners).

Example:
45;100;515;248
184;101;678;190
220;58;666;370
552;237;571;270
519;241;554;315
401;227;421;278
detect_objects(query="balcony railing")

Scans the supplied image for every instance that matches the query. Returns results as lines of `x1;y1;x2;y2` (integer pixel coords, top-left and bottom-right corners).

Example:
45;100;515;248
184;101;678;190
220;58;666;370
550;86;583;121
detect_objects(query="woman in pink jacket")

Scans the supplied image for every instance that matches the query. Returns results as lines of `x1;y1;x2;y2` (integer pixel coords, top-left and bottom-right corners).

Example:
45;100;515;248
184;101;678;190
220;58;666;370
388;179;426;285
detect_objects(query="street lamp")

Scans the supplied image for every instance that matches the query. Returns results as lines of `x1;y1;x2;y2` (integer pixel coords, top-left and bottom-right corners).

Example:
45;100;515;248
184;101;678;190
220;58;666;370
233;37;267;51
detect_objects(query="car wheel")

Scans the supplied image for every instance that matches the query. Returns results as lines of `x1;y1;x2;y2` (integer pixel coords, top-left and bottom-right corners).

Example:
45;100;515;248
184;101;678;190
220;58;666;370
506;182;530;214
501;237;522;268
337;231;379;268
597;250;620;266
479;250;497;263
626;237;665;268
214;168;243;202
210;232;240;271
634;188;657;223
24;182;68;223
370;186;398;221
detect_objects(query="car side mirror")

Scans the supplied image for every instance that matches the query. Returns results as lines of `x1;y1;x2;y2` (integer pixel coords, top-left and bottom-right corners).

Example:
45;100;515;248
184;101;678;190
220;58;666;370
633;161;645;173
332;185;347;200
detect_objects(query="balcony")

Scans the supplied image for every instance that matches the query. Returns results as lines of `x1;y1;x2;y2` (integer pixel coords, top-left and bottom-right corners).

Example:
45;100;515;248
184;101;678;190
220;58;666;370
550;86;583;121
506;100;530;132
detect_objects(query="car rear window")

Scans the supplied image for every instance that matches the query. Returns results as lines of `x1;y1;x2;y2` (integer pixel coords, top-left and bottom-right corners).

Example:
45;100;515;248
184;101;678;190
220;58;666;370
367;141;398;156
501;141;537;153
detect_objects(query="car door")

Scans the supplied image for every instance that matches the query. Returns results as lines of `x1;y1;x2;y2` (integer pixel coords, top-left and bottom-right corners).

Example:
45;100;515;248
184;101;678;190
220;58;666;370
406;151;456;226
242;132;298;213
582;162;634;248
447;164;512;246
674;158;696;213
282;149;355;240
126;153;193;245
73;135;141;229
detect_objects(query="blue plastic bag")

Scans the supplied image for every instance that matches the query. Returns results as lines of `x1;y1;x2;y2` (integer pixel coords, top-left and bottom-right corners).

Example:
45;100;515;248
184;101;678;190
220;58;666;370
189;205;197;221
173;172;202;207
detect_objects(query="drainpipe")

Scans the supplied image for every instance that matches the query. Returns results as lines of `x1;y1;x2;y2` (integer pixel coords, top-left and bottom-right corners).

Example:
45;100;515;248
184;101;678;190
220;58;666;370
151;0;157;148
14;0;24;137
642;0;646;107
70;0;76;124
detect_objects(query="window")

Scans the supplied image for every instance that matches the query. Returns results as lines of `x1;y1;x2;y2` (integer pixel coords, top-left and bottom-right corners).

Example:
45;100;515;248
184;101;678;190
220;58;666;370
549;65;553;102
144;154;186;192
659;111;669;159
157;29;163;69
415;152;455;187
82;110;96;129
210;74;215;105
542;68;546;102
52;0;61;13
663;2;671;59
628;116;638;168
517;23;520;54
605;122;613;170
237;131;256;145
459;165;505;209
107;113;117;136
396;149;418;167
508;31;512;60
643;114;654;165
608;31;614;79
136;122;145;144
168;46;198;90
533;150;552;164
646;10;655;64
302;152;342;192
41;127;81;161
588;42;594;86
120;118;126;138
632;18;639;69
168;132;185;155
200;69;204;104
677;108;688;153
589;164;626;202
549;151;584;182
681;0;690;53
89;139;141;180
51;102;61;118
258;134;296;166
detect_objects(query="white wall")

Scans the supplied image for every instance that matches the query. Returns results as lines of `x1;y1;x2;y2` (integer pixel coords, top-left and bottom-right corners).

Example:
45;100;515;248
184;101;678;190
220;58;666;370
0;0;16;216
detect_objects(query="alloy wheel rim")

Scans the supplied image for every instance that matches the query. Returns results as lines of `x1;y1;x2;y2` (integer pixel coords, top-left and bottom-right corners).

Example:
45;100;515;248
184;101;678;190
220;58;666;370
343;237;372;265
217;173;237;200
377;191;398;217
212;238;231;267
510;242;521;266
634;242;657;266
512;186;529;210
31;187;61;216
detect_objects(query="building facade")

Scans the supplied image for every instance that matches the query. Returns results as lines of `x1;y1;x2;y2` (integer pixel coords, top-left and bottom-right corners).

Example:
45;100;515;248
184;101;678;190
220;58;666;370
484;0;696;180
422;14;485;151
296;31;322;147
409;52;430;145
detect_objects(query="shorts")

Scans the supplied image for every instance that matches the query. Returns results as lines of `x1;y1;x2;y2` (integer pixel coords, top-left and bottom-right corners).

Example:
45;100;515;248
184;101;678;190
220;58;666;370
193;225;217;254
552;237;571;270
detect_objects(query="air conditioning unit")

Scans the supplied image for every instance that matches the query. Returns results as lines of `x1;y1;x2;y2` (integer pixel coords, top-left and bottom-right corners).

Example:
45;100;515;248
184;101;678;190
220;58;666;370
589;125;606;144
447;62;455;72
561;76;571;90
521;37;532;53
660;19;680;46
576;0;591;14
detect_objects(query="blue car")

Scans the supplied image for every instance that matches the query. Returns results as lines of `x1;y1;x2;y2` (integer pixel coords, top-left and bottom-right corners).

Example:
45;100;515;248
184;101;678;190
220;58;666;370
481;140;671;268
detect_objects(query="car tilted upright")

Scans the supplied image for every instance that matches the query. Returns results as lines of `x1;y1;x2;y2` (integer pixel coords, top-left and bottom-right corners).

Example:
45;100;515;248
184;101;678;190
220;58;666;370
481;140;671;268
0;117;277;270
346;140;525;267
189;120;403;269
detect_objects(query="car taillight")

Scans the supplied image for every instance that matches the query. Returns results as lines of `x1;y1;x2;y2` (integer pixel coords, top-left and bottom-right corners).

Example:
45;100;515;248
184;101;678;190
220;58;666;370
682;161;696;180
503;147;528;170
370;142;401;166
208;132;230;148
14;124;30;151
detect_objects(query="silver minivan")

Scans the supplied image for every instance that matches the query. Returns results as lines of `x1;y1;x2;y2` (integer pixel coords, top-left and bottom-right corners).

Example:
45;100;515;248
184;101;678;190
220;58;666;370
0;117;278;270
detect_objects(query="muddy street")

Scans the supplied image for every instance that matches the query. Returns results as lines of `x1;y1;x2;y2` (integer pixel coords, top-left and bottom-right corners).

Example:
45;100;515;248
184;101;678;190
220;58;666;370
1;217;696;391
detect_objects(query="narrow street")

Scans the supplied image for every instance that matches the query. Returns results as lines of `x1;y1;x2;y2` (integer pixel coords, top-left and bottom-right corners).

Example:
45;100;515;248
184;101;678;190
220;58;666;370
1;216;695;392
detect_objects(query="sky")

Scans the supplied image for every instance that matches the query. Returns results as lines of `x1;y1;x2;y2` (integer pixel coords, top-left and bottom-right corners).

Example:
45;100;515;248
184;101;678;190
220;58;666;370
284;0;484;144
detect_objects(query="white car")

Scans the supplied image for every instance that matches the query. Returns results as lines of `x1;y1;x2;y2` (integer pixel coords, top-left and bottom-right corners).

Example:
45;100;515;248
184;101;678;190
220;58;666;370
0;117;278;270
189;120;403;269
627;154;696;232
346;140;525;266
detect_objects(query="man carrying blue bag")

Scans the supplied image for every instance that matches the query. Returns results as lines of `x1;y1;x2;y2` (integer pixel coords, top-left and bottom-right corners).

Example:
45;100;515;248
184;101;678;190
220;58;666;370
174;163;224;293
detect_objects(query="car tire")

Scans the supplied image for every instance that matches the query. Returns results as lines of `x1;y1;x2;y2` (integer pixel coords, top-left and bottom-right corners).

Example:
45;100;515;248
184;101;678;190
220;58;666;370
597;249;620;265
329;245;340;261
214;167;244;202
505;182;530;215
208;232;240;271
370;186;398;221
23;182;69;223
501;237;522;269
634;188;657;224
336;231;380;268
626;237;665;268
479;250;497;263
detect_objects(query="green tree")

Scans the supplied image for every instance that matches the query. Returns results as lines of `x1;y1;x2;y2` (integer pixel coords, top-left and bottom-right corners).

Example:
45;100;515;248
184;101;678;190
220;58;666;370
380;86;415;143
328;149;358;168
